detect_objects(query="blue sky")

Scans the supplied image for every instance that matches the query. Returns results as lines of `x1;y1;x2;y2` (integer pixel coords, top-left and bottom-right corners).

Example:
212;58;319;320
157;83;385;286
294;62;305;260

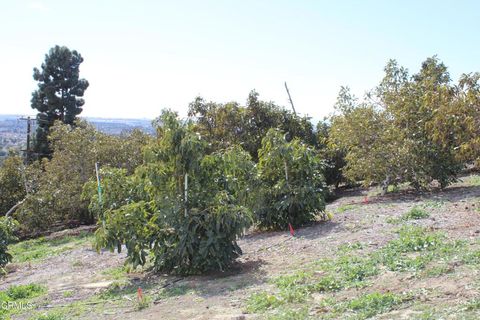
1;0;479;121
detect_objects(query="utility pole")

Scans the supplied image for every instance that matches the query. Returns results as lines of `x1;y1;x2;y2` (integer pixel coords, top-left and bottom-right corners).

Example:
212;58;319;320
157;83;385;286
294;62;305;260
284;82;297;116
19;116;36;164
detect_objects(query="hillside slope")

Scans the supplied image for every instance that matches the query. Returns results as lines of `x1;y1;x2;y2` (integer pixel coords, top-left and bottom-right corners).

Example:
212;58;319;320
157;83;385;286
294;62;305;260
1;175;480;319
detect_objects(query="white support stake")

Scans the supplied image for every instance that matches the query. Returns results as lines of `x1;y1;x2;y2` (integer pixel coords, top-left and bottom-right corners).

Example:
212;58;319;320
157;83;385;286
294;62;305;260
184;173;188;217
284;160;289;186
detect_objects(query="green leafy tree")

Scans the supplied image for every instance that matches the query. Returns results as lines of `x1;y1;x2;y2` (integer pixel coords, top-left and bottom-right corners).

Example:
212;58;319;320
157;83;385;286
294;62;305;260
188;91;316;161
331;58;465;191
0;154;26;215
255;129;327;230
31;45;89;157
0;217;18;272
380;57;461;188
330;87;405;191
15;121;149;236
316;118;346;189
90;110;254;274
452;72;480;163
82;167;142;222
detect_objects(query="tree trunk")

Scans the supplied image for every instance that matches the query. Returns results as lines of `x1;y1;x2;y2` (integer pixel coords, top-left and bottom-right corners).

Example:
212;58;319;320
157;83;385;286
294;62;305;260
381;175;391;196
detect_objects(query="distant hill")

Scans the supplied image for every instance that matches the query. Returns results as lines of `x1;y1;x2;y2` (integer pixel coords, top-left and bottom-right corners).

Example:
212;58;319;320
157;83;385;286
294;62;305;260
0;114;155;158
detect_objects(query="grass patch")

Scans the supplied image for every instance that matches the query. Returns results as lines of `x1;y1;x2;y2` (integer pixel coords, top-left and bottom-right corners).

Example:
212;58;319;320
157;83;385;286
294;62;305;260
336;204;357;213
97;280;135;300
464;297;480;311
0;283;47;318
10;232;93;263
388;207;430;224
462;249;480;265
338;241;364;252
247;292;284;312
245;225;470;317
101;266;129;280
337;292;411;319
155;284;193;299
374;226;464;273
466;175;480;186
32;313;66;320
422;200;446;209
421;264;453;277
4;283;46;300
135;295;152;311
402;207;430;220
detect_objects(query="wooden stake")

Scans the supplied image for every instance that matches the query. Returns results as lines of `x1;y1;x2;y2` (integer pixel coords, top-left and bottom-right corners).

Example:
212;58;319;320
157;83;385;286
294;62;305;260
284;82;297;116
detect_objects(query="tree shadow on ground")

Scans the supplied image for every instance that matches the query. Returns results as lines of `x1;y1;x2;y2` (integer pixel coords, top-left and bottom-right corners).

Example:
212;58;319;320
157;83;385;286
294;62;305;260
240;219;342;246
334;184;480;207
117;257;267;301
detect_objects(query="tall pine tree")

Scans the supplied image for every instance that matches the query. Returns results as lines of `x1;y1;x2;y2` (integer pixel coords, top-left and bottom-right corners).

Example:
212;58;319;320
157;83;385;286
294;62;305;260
31;45;89;157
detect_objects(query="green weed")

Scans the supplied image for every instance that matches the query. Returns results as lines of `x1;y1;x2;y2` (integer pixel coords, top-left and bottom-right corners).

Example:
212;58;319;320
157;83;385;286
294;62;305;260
0;283;47;318
101;266;129;280
5;283;46;300
246;292;283;312
336;204;357;213
338;241;364;252
32;313;66;320
135;295;152;311
402;207;430;220
338;292;410;319
422;200;446;209
462;250;480;265
62;290;74;298
467;175;480;186
464;297;480;311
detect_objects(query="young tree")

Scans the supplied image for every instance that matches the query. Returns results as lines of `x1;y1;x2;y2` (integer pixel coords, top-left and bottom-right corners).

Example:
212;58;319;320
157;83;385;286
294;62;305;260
331;58;465;191
89;110;254;274
316;118;346;189
0;154;26;215
0;216;17;272
452;73;480;163
31;45;89;157
255;129;327;230
15;121;149;236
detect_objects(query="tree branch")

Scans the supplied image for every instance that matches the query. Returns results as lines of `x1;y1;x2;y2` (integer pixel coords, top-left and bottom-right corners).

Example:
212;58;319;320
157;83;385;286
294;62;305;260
5;198;26;218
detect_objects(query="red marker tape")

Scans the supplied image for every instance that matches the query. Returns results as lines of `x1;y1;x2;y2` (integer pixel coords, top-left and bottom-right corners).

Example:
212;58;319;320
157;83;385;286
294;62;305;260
288;223;295;236
137;287;143;301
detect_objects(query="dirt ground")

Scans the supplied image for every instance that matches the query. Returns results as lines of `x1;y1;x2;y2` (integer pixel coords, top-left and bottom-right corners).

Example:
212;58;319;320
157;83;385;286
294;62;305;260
2;175;480;319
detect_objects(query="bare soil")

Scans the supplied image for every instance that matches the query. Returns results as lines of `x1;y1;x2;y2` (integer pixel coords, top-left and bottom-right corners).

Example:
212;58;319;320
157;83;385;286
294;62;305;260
2;175;480;319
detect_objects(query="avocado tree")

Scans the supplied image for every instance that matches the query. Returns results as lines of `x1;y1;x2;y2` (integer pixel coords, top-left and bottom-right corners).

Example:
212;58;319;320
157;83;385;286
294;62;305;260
0;217;17;272
330;58;464;191
0;154;26;216
255;129;327;230
89;110;255;274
